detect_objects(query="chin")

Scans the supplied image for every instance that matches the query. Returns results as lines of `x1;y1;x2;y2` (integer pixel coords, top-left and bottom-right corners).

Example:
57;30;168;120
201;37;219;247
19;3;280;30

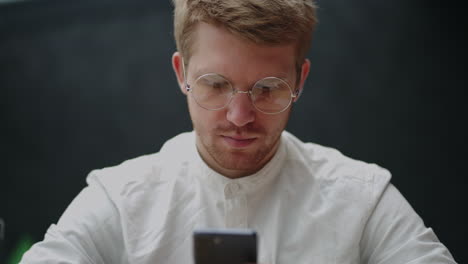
213;146;269;171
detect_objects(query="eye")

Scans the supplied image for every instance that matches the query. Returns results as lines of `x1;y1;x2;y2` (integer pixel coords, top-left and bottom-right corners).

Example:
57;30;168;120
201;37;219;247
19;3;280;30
259;85;273;93
200;77;229;89
211;81;228;89
255;82;282;94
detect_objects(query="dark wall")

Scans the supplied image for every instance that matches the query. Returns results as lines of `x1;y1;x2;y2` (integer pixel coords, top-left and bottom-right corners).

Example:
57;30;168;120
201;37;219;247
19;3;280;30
1;0;466;262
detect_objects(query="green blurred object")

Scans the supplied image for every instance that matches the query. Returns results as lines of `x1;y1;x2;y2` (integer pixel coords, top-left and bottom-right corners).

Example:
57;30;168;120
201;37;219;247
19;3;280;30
7;234;34;264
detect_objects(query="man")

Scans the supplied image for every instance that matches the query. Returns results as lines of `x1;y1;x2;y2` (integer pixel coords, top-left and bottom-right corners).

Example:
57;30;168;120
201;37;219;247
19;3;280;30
21;0;456;263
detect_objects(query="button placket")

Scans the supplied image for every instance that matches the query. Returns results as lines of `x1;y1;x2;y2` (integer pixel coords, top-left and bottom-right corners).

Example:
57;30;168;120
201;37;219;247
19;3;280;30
224;183;248;228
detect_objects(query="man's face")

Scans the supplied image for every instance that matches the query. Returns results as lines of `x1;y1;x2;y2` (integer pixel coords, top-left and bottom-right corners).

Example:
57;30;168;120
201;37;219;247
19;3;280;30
173;23;309;178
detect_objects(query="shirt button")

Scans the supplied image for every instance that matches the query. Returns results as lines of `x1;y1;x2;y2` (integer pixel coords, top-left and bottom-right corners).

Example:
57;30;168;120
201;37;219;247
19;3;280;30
230;182;240;193
224;182;241;197
224;184;232;197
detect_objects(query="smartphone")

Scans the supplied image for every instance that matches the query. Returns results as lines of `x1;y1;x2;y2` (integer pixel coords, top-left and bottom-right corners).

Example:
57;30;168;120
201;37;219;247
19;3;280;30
193;228;257;264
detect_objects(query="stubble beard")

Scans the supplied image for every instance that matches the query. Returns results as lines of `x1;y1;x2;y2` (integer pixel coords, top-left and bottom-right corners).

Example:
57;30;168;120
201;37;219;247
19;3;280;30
197;123;283;174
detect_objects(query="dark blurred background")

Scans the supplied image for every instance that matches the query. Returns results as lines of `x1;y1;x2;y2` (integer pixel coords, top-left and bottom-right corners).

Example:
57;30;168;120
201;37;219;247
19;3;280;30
1;0;466;263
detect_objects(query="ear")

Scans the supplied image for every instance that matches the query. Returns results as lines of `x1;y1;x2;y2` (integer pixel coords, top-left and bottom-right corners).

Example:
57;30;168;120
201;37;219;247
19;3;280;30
294;58;311;102
172;51;187;95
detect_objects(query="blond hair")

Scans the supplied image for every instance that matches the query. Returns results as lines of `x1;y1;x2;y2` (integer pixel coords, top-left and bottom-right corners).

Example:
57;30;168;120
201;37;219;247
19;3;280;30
172;0;318;76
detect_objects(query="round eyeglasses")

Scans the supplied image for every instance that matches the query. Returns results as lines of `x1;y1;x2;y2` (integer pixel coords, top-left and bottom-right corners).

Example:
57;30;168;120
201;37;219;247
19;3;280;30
185;73;299;114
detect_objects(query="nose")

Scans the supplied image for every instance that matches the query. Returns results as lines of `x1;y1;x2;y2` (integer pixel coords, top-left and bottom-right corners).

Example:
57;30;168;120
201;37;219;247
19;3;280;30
226;90;255;127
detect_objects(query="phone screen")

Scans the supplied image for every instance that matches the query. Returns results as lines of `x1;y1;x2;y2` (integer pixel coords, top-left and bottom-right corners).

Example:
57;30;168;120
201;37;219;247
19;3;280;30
193;228;257;264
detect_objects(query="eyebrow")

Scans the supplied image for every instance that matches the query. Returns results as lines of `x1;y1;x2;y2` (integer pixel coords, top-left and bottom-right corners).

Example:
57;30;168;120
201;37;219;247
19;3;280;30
190;68;292;84
191;67;214;78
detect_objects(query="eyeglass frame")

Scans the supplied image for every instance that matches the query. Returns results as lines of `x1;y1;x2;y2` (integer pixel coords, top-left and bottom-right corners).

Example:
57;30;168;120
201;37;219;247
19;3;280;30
182;59;301;115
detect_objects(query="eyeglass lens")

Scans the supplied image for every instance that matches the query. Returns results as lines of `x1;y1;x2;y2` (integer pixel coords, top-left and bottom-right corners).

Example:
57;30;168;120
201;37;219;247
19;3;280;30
191;73;293;113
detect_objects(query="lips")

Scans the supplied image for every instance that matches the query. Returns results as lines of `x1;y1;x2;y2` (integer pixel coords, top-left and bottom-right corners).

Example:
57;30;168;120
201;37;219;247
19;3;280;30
221;135;257;148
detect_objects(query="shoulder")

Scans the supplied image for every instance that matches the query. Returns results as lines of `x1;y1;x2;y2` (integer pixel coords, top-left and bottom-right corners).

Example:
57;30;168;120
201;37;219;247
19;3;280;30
281;131;391;205
85;131;196;205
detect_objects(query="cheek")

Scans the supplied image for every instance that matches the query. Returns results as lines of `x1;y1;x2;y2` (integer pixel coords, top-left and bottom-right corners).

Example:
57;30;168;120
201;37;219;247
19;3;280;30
188;100;223;131
264;112;290;134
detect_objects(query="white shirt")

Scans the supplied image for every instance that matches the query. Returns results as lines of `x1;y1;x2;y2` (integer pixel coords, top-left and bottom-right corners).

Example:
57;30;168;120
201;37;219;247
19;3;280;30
21;131;456;264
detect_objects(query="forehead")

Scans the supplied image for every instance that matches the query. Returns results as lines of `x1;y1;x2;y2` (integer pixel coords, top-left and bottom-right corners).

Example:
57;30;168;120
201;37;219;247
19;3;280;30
188;23;297;81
